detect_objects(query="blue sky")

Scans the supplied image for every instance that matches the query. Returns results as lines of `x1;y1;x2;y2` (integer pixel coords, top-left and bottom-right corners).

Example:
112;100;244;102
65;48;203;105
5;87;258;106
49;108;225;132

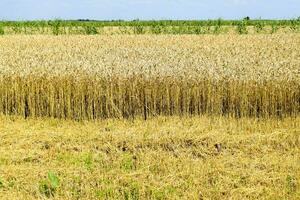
0;0;299;20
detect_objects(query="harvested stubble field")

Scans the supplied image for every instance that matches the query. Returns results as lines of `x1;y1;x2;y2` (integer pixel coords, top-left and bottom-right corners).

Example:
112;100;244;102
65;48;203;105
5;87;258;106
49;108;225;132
0;116;299;199
0;33;299;199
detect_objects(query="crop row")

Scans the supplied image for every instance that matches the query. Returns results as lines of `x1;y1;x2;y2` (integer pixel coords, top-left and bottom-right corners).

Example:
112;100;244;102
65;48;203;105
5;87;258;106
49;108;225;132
0;19;300;35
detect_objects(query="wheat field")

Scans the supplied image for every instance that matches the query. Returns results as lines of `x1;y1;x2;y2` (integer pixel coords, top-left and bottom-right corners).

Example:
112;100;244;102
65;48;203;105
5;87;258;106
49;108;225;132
0;34;299;120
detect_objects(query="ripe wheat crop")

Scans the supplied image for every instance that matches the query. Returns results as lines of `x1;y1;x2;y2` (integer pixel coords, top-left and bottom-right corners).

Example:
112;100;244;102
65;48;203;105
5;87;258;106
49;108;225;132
0;34;299;120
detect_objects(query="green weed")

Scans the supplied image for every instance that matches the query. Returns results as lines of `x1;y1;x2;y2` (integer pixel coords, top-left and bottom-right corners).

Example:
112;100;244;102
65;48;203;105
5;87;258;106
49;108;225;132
83;153;93;171
237;20;248;34
286;175;297;195
84;25;98;35
0;25;4;35
121;154;136;171
39;171;60;198
50;20;61;35
0;178;4;189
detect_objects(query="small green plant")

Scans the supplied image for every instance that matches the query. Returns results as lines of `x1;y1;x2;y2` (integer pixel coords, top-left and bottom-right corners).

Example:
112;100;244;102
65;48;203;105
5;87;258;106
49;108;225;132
122;182;140;200
133;24;144;34
255;22;264;33
213;18;222;34
12;23;22;34
84;25;98;35
96;188;115;199
194;26;203;34
174;26;183;34
95;178;115;198
150;25;162;34
7;176;16;188
203;25;211;34
150;186;176;200
83;153;93;170
0;25;4;35
237;20;248;34
39;171;60;198
51;20;61;35
169;26;179;34
286;175;297;195
0;177;4;189
289;19;299;32
39;22;47;34
271;24;279;34
121;154;136;171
